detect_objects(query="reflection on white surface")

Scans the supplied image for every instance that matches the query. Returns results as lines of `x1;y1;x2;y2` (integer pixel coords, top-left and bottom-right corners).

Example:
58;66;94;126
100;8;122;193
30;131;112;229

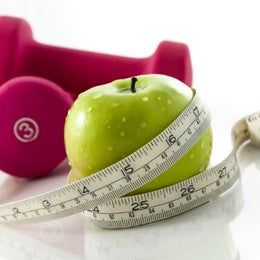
1;142;257;260
0;223;84;260
0;161;86;260
0;154;245;260
84;179;243;260
0;139;259;260
229;143;260;259
0;214;87;259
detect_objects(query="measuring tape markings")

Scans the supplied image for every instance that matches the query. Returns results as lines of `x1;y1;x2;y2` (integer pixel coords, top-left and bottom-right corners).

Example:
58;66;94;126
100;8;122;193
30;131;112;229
0;94;210;224
84;150;240;228
84;105;251;228
82;111;245;228
0;92;255;228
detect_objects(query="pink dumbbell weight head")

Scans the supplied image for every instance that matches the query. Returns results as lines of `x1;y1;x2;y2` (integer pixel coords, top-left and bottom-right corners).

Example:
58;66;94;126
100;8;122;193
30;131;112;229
0;76;73;178
0;16;193;178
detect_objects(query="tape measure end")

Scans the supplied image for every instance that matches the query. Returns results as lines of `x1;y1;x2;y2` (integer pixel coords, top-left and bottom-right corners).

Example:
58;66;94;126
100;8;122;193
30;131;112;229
246;112;260;148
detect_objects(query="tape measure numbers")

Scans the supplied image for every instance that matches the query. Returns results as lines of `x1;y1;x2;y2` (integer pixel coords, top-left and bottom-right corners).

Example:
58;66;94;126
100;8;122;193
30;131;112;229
84;152;239;228
0;93;257;228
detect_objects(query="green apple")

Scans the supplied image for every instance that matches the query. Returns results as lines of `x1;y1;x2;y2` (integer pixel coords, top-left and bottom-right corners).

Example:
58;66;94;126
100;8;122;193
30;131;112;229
64;74;212;196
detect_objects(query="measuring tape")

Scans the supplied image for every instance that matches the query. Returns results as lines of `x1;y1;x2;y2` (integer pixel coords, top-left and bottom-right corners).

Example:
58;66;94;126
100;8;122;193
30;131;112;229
0;92;258;228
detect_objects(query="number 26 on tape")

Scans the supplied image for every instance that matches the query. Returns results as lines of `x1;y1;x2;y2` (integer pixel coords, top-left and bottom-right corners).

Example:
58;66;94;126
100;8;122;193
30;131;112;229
180;184;195;200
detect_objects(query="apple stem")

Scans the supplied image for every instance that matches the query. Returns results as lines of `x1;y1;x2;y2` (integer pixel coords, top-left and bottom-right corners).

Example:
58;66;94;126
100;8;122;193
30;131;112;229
131;77;137;93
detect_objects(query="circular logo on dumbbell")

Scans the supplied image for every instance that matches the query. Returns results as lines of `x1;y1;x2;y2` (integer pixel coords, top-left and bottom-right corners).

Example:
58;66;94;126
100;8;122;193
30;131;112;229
13;117;39;143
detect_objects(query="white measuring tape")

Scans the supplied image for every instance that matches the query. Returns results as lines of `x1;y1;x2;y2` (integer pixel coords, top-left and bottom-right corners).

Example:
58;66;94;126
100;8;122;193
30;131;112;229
0;93;258;228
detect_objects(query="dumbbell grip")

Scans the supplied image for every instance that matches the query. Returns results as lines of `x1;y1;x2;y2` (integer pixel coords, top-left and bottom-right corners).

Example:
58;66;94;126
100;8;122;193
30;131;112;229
1;16;192;98
15;41;148;98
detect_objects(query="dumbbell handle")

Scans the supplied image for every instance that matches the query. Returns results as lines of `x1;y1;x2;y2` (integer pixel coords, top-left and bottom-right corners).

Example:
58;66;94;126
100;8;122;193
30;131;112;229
0;16;192;97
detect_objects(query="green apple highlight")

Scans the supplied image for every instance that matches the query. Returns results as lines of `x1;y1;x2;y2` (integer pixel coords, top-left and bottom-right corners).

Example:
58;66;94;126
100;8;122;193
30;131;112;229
64;74;212;195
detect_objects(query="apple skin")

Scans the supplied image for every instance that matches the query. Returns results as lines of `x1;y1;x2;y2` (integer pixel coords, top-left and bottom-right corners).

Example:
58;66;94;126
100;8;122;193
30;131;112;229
65;74;212;195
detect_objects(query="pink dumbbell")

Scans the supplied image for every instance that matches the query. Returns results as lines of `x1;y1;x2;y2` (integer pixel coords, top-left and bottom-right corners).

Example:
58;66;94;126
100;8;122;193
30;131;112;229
0;16;193;178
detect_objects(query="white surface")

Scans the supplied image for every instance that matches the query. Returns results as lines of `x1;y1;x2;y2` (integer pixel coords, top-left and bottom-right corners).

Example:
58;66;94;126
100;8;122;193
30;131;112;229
0;1;260;259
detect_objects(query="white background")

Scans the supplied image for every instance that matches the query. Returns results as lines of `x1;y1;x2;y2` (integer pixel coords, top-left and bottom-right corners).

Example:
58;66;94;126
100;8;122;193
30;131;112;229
0;1;260;259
